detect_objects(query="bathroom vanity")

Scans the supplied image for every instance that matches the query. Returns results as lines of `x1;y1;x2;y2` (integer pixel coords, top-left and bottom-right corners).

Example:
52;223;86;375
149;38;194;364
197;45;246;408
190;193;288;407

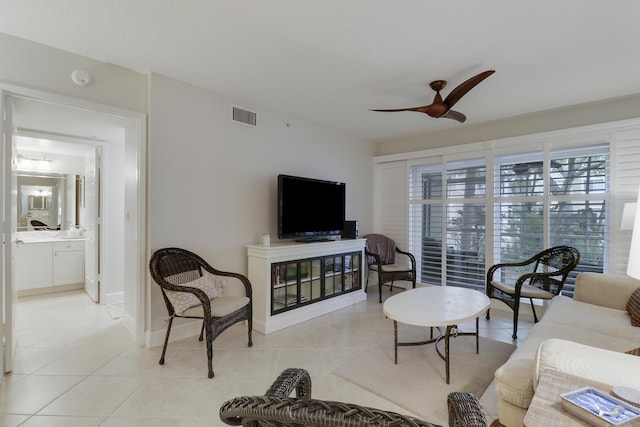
16;231;86;296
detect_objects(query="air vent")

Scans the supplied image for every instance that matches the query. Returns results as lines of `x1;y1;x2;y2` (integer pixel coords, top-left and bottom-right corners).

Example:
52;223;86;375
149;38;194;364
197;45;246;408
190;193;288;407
232;106;257;127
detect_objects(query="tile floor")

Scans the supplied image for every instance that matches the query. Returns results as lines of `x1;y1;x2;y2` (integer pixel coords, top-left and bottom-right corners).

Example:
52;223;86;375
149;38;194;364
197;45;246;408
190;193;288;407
1;286;532;426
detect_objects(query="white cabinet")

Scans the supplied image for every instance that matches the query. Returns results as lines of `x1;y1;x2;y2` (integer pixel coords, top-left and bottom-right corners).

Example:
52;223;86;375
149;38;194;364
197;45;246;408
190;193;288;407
53;241;85;285
15;242;53;290
247;239;367;334
16;240;85;293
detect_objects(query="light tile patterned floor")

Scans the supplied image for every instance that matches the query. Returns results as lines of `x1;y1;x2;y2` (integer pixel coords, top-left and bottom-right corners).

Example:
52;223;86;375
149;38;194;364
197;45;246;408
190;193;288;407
1;287;531;426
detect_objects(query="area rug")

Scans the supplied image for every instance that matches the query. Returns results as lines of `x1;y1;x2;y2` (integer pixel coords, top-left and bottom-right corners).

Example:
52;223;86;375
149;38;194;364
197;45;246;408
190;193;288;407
333;329;515;426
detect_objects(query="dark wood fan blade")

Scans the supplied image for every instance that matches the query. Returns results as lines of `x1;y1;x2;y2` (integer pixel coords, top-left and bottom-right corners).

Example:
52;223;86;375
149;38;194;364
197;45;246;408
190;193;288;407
443;70;494;109
370;106;430;113
441;110;466;123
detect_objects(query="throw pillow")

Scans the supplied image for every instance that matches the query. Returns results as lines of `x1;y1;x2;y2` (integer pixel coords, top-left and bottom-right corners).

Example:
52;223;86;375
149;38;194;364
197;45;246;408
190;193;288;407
626;347;640;356
626;287;640;327
164;274;222;315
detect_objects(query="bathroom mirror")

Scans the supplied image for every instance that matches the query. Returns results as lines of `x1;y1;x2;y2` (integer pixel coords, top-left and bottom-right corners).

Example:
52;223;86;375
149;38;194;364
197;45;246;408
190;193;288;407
17;172;84;231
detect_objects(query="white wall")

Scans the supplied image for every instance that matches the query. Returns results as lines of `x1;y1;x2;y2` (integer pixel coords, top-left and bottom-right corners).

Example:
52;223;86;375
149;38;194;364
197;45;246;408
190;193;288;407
0;33;147;113
147;73;375;334
103;139;126;303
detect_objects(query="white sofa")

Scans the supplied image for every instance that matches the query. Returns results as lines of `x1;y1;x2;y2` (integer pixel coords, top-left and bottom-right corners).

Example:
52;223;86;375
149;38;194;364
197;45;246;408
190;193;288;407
492;272;640;427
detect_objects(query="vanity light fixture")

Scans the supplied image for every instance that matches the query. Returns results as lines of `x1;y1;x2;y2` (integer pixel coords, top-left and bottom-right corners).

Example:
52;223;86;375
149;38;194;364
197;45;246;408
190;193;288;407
17;155;53;172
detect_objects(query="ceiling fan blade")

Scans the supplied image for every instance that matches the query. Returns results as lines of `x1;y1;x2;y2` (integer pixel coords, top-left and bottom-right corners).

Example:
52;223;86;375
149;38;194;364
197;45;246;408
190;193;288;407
369;104;433;114
441;110;466;123
443;70;495;109
370;105;432;114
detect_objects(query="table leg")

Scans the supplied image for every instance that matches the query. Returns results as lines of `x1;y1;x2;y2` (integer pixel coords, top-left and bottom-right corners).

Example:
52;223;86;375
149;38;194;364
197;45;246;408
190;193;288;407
393;320;398;364
476;316;479;354
445;325;452;384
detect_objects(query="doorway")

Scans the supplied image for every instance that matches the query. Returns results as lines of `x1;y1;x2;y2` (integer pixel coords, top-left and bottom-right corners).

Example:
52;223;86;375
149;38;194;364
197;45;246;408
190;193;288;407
2;89;146;375
15;133;108;304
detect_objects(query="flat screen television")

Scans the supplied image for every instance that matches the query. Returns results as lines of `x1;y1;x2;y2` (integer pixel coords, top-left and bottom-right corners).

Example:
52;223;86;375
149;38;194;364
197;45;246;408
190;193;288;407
278;174;345;241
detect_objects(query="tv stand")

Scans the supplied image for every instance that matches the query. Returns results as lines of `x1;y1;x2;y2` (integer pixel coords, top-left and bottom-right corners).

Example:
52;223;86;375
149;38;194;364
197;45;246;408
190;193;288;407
247;239;367;334
294;237;334;243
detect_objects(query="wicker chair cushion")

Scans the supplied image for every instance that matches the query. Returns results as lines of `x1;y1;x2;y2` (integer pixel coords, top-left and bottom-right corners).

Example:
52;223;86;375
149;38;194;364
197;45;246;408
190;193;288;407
181;296;250;317
626;287;640;327
164;274;223;315
369;263;410;272
489;280;555;299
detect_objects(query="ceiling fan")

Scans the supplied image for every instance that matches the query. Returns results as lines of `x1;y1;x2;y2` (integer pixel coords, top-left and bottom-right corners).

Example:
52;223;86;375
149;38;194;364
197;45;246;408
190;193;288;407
371;70;495;123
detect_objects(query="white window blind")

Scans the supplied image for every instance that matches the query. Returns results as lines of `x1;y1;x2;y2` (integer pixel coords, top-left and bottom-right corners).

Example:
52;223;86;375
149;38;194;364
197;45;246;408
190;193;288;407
375;120;640;296
493;146;609;296
409;159;486;290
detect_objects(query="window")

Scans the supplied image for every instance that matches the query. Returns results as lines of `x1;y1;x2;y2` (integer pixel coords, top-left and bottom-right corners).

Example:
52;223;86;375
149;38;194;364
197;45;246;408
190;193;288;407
493;146;608;295
407;144;608;295
410;159;486;291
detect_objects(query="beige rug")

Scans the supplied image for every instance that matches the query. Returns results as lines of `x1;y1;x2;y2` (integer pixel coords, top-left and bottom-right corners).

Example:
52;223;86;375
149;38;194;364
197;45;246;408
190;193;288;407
333;328;515;426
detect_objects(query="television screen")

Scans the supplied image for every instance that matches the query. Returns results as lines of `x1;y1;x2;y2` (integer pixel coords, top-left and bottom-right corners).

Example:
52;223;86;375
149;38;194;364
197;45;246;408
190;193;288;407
278;174;345;241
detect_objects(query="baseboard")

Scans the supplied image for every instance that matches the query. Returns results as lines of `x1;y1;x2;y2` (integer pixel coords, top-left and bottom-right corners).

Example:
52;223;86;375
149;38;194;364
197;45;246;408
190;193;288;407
18;282;83;297
146;318;202;348
121;310;136;337
103;291;124;305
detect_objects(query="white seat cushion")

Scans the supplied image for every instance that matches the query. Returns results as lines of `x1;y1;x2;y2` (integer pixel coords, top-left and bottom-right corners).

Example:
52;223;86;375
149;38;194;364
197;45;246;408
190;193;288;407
370;263;411;273
490;280;554;299
181;296;250;318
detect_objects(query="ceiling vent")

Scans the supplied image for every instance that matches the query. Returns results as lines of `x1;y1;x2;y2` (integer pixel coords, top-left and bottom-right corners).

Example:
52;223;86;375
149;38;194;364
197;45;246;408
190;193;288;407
232;106;257;127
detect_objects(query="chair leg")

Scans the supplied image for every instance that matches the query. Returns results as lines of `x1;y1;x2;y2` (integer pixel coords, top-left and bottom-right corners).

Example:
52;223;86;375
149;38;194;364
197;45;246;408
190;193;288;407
512;300;520;340
247;316;253;347
159;316;174;365
365;269;370;293
199;321;205;341
205;321;214;378
486;307;491;320
529;298;539;323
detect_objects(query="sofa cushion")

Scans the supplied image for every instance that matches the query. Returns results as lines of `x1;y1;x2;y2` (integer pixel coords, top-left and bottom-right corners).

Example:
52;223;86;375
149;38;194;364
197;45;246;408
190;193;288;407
493;321;636;409
574;272;640;310
495;358;535;409
533;339;640;391
541;295;640;341
626;287;640;327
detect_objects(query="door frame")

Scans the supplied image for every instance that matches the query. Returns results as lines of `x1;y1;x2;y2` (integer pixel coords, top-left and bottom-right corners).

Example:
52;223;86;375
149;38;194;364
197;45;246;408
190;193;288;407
0;83;147;346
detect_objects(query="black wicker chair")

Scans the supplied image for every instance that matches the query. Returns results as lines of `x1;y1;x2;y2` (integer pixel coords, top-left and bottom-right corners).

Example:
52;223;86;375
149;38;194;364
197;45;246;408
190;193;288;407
485;246;580;340
220;368;487;427
365;233;417;303
149;247;253;378
30;219;51;230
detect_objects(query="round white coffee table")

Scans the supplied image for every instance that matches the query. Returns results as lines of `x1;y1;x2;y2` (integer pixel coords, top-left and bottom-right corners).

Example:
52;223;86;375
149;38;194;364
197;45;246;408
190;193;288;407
383;286;490;384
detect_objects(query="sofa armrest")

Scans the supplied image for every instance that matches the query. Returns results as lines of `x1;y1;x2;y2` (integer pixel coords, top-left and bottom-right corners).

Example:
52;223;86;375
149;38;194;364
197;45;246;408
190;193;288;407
573;272;640;310
533;339;640;391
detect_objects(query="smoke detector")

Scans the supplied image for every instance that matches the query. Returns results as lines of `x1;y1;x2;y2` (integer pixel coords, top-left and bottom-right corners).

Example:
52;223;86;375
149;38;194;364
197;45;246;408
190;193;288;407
71;69;92;87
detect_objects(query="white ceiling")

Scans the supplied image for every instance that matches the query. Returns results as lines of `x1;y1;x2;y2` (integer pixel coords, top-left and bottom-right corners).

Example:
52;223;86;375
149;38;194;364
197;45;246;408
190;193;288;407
2;0;640;143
